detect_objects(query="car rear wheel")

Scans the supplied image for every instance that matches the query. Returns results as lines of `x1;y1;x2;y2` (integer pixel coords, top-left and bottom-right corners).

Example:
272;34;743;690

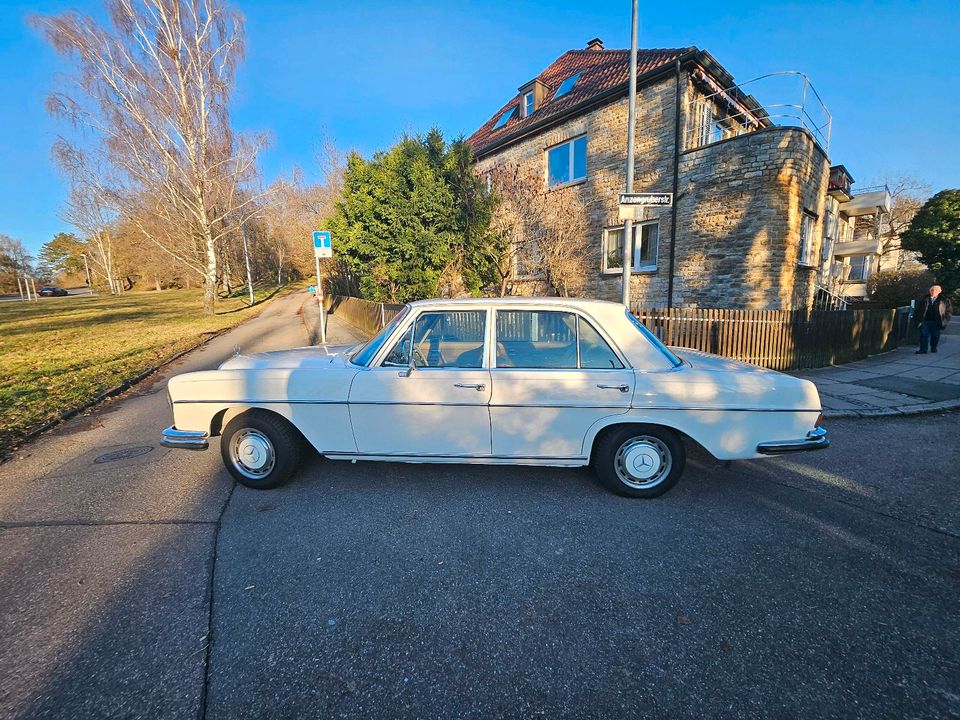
594;425;685;498
220;410;302;489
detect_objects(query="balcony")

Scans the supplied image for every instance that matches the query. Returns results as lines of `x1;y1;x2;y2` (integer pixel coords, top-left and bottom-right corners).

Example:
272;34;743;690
841;185;892;217
828;165;854;201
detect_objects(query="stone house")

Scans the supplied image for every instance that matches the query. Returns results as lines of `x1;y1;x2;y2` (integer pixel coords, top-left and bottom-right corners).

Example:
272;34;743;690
467;39;832;310
819;165;895;302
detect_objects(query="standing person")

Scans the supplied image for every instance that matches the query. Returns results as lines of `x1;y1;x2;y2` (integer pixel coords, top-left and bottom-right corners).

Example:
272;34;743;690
916;284;952;354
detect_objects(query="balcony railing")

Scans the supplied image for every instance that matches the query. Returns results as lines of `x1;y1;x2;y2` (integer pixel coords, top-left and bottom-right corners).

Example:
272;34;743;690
685;70;832;153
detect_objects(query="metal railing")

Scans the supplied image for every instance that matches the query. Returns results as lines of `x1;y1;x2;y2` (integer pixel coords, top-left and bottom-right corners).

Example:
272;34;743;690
686;70;832;153
850;184;890;197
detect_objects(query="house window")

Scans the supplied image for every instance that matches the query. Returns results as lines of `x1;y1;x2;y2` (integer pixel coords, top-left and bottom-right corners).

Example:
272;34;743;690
847;255;869;282
602;221;659;273
696;102;713;147
514;239;541;278
694;101;730;146
494;106;517;130
554;72;581;98
523;91;534;117
799;211;817;267
546;136;587;187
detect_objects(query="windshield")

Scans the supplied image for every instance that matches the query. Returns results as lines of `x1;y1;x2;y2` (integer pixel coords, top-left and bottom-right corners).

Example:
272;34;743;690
625;310;683;367
349;305;411;367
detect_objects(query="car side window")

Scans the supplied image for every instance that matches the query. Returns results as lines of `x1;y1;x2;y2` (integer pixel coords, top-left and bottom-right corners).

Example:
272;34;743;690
579;318;624;369
495;311;578;369
383;311;486;368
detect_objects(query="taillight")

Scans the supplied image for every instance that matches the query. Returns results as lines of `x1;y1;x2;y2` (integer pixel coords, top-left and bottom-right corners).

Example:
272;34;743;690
815;413;823;427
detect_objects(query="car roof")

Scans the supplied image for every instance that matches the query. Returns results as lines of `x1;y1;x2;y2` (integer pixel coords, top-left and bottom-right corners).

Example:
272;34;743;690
408;296;625;310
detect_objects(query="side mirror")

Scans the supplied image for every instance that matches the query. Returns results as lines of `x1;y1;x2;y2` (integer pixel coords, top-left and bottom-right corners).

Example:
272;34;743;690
398;352;416;378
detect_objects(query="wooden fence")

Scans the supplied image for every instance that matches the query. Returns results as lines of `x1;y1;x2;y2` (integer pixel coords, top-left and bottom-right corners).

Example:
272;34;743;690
327;295;912;371
633;306;912;371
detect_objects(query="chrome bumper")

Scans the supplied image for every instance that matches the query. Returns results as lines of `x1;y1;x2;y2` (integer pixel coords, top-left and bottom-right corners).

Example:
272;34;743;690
757;426;829;455
161;426;209;450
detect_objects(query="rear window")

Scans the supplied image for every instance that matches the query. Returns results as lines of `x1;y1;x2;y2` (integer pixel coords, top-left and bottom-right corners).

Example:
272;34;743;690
625;310;682;367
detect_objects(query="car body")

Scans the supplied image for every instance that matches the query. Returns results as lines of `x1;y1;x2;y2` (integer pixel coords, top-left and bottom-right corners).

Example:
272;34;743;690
38;285;69;297
162;297;827;497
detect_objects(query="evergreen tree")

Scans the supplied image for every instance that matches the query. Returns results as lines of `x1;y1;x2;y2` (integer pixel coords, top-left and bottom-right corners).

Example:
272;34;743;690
901;189;960;297
329;129;494;302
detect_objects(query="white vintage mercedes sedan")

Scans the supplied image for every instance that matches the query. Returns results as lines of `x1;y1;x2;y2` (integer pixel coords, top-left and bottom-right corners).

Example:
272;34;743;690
161;297;827;498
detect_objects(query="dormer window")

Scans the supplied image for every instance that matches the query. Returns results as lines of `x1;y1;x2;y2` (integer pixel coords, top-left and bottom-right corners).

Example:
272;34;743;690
493;106;517;130
554;72;581;98
523;91;534;117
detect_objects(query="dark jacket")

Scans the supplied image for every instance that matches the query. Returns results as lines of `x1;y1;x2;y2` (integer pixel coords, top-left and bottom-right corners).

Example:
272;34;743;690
916;294;952;329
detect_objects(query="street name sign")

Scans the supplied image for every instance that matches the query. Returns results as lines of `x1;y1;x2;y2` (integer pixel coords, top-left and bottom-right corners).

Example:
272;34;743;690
313;231;332;259
618;192;673;221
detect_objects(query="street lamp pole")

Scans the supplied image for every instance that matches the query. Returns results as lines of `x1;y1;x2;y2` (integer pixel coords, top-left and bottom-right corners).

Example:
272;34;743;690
621;0;639;308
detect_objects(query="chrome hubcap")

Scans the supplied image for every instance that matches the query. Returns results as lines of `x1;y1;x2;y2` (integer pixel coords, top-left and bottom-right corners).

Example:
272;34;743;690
230;429;275;480
614;436;671;489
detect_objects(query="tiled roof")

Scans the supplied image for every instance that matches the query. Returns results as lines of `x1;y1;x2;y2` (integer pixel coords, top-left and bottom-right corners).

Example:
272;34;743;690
467;46;692;157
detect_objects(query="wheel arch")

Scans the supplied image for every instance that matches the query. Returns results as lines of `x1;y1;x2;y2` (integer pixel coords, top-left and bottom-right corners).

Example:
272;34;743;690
582;415;706;463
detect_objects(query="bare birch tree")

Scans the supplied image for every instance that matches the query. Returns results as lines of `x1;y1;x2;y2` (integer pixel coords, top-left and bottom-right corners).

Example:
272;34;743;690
34;0;268;313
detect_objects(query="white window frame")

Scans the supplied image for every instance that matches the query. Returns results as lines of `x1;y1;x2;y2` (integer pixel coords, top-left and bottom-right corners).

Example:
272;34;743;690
522;91;534;117
846;254;870;283
513;238;541;280
601;221;660;274
798;210;817;267
545;134;587;189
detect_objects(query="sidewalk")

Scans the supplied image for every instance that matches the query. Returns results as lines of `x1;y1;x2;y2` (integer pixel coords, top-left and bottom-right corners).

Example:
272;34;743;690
794;325;960;418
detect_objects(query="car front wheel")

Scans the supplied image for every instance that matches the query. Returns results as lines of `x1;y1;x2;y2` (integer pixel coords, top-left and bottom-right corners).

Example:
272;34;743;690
594;425;685;498
220;410;302;489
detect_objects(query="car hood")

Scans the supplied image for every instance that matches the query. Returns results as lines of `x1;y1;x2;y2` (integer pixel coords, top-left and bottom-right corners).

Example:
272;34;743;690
218;344;359;370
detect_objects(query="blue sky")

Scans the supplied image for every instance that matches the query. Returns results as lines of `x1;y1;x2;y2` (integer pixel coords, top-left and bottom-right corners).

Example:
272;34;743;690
2;0;959;254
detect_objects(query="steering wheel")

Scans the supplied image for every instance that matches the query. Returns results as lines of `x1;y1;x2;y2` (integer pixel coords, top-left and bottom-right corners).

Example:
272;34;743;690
413;345;429;368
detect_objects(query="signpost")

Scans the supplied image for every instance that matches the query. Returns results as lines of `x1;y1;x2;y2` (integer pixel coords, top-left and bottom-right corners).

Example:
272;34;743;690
617;192;674;221
312;231;332;344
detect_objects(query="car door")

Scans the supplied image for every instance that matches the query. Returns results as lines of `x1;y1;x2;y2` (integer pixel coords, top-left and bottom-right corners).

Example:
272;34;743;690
348;309;492;457
489;309;634;459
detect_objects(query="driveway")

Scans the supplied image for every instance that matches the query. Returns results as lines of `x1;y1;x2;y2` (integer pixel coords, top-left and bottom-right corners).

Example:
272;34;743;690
1;298;957;719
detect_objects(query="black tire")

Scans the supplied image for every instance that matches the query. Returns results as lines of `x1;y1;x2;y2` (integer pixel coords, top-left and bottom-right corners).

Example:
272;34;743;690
220;410;302;489
593;425;685;498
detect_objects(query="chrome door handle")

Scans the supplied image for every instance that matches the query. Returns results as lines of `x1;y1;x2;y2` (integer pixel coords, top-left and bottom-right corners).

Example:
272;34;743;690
597;384;630;393
454;383;486;391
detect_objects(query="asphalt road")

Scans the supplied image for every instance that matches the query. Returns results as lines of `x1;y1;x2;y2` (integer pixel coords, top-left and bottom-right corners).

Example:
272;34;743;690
0;287;93;302
1;292;958;720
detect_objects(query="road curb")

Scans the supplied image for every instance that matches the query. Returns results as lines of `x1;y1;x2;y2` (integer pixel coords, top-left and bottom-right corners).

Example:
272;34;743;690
823;398;960;419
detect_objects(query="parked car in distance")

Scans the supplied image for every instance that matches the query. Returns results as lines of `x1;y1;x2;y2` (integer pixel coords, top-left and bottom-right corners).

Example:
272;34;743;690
38;285;69;297
162;297;828;498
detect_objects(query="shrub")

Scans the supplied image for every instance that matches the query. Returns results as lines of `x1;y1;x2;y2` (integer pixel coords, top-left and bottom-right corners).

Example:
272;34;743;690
867;268;936;308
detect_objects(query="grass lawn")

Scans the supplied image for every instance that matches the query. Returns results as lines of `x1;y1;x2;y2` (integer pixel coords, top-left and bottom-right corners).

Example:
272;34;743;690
0;285;293;454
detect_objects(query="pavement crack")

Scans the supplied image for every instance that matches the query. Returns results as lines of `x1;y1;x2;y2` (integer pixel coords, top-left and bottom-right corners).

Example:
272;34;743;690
198;479;237;720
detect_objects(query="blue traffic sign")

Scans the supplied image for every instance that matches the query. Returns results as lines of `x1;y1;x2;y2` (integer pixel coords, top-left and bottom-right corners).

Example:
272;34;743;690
313;231;331;249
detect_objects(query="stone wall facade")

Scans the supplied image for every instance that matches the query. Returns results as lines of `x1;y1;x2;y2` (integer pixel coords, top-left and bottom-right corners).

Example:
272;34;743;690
475;70;830;310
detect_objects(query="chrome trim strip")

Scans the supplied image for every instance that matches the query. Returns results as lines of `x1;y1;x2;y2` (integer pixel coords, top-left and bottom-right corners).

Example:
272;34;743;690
161;426;209;450
756;427;829;455
172;400;821;412
324;451;589;461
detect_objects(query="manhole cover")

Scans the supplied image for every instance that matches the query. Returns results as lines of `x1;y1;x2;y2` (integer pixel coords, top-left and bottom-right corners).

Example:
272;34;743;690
94;446;155;464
